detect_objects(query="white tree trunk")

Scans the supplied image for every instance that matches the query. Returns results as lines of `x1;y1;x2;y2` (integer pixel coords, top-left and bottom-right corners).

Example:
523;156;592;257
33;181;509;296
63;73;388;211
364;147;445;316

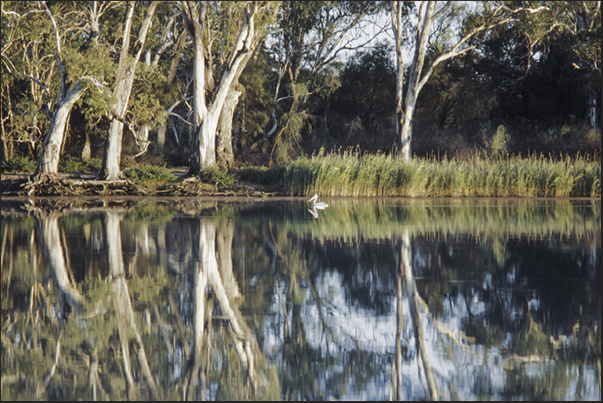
397;1;436;161
184;1;209;174
216;85;243;168
398;99;415;161
37;83;86;176
392;1;405;157
103;119;125;180
106;209;159;400
101;2;157;180
185;219;212;400
393;1;522;161
184;2;264;174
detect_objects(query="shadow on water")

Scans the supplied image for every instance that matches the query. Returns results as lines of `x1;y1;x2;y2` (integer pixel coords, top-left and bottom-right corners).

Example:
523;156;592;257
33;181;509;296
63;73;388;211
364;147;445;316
1;197;600;400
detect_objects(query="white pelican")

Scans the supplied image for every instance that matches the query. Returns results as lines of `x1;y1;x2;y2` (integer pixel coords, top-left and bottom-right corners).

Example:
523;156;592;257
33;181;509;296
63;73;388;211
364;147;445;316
308;194;328;209
307;208;319;219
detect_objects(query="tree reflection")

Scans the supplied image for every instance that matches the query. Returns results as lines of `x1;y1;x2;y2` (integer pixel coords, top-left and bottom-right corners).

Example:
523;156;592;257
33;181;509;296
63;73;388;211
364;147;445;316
1;198;600;401
105;209;160;399
402;228;438;400
1;201;278;400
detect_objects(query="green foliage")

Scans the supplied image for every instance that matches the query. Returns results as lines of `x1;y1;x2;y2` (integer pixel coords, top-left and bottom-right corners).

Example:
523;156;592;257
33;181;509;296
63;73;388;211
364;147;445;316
63;44;114;87
129;63;169;130
237;46;277;148
0;0;599;173
124;163;177;188
272;107;312;165
199;167;237;187
58;156;102;173
0;155;37;173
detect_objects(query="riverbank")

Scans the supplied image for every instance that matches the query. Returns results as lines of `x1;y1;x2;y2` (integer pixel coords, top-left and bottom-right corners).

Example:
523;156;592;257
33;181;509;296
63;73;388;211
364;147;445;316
0;172;276;197
2;152;600;198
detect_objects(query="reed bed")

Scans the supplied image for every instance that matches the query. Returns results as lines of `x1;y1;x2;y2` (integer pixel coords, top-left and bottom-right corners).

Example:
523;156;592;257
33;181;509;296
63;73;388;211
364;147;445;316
263;150;600;198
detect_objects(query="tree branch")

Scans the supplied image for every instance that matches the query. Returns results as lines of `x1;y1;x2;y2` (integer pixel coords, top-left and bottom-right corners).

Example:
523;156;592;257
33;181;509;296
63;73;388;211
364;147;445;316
417;15;515;95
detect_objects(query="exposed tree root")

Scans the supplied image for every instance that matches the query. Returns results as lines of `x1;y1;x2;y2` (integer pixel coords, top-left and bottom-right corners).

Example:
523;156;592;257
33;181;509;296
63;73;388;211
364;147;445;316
1;173;273;197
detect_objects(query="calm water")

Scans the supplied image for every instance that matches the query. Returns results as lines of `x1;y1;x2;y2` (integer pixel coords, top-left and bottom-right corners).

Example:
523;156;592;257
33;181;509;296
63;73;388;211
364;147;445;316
1;197;600;401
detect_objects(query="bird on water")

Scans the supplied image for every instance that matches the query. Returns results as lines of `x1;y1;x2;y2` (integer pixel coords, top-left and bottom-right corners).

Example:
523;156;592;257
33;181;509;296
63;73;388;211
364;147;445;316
308;194;328;209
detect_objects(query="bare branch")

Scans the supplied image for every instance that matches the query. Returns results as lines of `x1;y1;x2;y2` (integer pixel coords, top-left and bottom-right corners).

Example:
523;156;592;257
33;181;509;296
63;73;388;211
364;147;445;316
168;111;194;127
41;1;66;101
417;15;515;95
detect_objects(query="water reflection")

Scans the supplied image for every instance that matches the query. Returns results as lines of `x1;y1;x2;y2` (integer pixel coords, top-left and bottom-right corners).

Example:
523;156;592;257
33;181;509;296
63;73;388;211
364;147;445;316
1;198;600;400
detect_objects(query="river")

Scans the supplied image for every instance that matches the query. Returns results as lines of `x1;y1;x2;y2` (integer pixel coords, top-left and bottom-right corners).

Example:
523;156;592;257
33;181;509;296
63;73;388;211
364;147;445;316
1;197;600;400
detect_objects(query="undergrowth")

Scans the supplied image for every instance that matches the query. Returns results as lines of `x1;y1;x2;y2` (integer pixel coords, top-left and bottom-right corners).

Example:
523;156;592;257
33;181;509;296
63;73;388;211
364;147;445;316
124;163;177;190
1;156;37;173
198;167;237;187
59;156;102;173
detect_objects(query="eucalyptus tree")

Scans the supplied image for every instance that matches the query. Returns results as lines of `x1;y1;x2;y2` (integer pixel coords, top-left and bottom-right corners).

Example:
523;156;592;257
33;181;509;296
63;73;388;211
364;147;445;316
100;1;158;181
1;1;113;177
146;4;190;154
122;2;185;159
179;1;278;173
1;1;55;161
391;1;549;161
257;1;386;163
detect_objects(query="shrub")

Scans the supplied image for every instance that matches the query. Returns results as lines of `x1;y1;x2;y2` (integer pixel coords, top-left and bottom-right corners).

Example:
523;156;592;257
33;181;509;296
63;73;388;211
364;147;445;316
59;156;102;173
199;167;237;187
1;156;37;173
124;164;177;189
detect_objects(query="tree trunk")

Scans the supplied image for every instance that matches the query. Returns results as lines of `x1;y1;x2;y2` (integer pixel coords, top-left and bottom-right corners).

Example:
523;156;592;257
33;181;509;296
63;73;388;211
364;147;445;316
184;2;265;174
37;83;86;177
393;269;404;400
216;220;241;301
156;125;166;153
133;124;150;158
156;31;188;153
101;2;157;180
104;210;138;400
186;219;212;400
586;77;599;127
392;1;405;156
81;131;91;161
216;85;243;168
103;118;126;180
1;103;10;161
184;1;209;174
396;1;436;161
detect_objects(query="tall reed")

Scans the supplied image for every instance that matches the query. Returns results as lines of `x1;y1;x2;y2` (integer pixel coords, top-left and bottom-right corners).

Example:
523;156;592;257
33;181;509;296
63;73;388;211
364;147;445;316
255;150;601;198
